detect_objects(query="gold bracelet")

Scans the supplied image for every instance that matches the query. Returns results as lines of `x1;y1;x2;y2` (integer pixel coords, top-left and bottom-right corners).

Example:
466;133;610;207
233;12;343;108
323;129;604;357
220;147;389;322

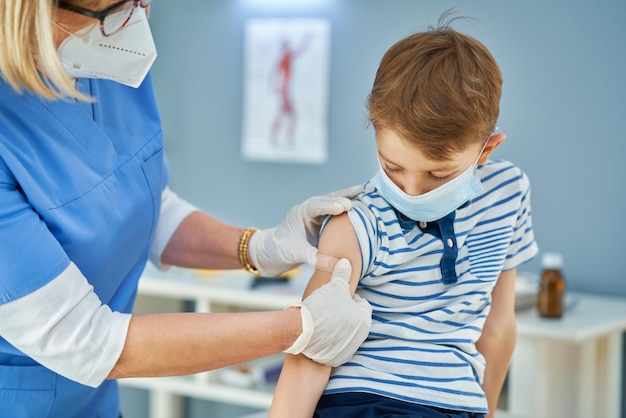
238;227;259;275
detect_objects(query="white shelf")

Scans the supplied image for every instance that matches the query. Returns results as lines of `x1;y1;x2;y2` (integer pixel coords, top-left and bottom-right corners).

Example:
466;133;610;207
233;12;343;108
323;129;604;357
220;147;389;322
515;292;626;341
136;264;309;310
121;375;274;409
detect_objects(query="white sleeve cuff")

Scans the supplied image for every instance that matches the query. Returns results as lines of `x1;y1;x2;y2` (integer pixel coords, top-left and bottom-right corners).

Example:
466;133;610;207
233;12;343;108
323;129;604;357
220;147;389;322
0;262;131;387
149;186;198;270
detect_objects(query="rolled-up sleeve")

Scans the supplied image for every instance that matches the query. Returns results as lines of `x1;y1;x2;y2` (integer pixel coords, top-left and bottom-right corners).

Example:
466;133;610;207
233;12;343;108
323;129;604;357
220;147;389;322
0;262;131;387
149;186;198;270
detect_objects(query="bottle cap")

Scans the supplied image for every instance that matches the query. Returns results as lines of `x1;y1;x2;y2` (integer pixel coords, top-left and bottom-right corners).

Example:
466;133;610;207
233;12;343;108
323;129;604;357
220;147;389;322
541;252;563;269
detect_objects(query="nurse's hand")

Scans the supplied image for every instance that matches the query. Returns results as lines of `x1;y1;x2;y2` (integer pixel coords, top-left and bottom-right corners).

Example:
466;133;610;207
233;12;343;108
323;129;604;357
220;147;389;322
284;258;372;366
248;185;363;277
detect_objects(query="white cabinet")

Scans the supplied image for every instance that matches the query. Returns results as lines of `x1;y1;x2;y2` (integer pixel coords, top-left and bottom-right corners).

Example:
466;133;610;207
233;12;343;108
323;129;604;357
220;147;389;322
507;292;626;418
119;265;310;418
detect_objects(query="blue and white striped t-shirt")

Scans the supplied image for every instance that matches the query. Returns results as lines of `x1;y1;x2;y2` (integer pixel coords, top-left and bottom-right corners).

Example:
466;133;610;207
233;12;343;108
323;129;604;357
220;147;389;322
324;159;538;414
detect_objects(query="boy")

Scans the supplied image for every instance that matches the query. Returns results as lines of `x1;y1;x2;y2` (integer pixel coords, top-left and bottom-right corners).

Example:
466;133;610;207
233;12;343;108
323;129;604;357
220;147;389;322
270;13;538;418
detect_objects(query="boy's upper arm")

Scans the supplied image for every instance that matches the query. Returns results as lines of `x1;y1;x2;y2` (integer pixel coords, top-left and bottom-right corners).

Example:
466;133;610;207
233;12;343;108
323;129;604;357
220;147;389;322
302;213;362;298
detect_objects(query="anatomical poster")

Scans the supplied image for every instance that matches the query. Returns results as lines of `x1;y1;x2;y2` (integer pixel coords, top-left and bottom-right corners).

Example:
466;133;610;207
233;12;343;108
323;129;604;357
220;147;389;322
241;18;330;164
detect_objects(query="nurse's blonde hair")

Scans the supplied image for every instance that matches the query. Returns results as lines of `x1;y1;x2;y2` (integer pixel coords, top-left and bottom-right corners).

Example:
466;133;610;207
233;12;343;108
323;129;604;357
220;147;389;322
0;0;89;100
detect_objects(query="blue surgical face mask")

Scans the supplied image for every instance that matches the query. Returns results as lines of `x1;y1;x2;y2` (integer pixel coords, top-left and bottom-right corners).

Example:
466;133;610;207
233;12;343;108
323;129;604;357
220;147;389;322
370;146;486;222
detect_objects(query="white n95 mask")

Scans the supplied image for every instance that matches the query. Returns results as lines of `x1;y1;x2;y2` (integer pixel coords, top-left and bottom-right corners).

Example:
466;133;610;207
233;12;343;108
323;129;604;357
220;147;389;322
370;151;485;223
57;8;157;88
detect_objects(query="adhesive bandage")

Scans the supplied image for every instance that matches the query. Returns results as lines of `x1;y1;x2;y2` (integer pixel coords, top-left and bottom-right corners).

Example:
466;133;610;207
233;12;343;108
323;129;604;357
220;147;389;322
315;254;340;272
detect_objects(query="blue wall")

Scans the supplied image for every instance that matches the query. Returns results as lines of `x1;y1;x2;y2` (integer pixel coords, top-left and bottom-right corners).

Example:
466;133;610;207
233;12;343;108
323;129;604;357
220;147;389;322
123;0;626;416
150;0;626;296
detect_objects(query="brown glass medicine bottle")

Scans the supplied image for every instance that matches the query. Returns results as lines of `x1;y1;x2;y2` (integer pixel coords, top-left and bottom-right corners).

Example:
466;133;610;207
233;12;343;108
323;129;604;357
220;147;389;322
537;253;566;318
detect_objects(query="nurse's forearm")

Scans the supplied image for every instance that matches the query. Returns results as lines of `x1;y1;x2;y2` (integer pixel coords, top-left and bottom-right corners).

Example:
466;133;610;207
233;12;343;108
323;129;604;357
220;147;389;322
108;308;301;380
160;211;247;270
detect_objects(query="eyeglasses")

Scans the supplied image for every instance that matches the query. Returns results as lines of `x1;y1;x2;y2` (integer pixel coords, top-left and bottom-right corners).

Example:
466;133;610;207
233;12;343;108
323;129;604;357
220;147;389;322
57;0;153;37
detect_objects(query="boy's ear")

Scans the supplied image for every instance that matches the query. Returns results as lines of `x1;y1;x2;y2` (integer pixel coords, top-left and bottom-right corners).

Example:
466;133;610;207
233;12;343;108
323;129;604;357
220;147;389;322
478;133;506;164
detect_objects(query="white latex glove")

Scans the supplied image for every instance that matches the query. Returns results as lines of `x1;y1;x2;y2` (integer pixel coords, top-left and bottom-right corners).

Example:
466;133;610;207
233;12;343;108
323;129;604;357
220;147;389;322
249;185;363;277
284;258;372;367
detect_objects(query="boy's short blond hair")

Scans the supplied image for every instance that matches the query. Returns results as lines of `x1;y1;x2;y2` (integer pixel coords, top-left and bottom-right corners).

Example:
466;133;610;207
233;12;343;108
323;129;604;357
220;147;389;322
368;14;502;160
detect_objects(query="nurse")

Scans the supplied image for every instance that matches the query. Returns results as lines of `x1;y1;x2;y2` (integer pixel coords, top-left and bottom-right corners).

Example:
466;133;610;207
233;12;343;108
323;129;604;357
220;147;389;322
0;1;372;417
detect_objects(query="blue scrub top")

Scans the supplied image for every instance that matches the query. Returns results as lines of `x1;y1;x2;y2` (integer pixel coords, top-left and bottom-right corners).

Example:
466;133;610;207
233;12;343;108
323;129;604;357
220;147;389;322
0;74;168;417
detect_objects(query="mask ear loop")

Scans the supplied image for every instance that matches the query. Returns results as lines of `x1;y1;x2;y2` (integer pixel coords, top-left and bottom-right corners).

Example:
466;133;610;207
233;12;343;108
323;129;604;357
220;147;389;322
53;21;72;36
473;137;491;169
53;20;98;40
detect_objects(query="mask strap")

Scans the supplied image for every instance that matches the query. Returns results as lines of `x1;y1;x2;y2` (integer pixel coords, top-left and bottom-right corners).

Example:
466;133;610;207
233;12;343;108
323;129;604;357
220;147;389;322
53;21;73;36
475;139;489;164
53;20;97;38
